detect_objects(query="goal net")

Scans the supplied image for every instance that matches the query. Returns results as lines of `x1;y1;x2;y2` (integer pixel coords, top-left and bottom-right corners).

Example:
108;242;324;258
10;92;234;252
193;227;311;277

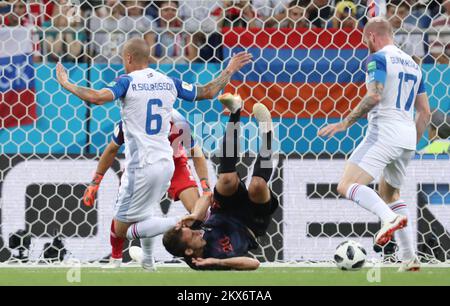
0;0;449;265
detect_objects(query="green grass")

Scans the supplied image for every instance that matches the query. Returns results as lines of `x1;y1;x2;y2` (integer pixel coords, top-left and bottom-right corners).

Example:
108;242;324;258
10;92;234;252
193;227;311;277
0;267;450;286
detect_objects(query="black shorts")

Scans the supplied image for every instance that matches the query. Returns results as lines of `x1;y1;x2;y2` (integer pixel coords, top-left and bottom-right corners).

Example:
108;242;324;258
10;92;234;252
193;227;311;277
212;180;279;237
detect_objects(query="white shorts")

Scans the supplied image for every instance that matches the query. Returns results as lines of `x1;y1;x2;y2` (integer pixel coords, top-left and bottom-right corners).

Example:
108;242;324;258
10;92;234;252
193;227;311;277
348;138;414;189
114;159;175;223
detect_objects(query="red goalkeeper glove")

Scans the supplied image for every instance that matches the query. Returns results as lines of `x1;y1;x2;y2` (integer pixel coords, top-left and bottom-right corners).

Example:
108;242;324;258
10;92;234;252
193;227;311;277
83;173;104;207
200;178;212;197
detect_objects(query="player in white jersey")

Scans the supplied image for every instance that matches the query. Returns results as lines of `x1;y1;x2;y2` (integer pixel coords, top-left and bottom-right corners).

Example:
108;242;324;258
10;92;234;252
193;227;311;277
82;109;211;269
56;38;252;270
318;18;431;272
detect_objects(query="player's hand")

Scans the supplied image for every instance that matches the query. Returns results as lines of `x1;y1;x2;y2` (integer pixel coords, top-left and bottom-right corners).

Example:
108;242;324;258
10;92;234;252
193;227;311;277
82;183;99;207
82;173;104;207
318;122;348;138
192;257;219;267
56;62;69;88
176;214;198;229
225;51;253;74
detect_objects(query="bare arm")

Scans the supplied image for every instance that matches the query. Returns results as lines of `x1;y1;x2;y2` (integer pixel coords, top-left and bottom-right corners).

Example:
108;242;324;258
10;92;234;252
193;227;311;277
318;81;383;137
343;81;383;127
190;145;210;194
96;141;121;175
190;194;212;222
56;63;114;105
177;194;213;228
192;257;260;271
414;93;431;144
196;51;252;100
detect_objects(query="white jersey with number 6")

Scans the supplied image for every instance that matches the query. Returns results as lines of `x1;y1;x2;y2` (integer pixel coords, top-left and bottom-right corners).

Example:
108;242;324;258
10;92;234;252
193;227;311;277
105;68;197;169
365;44;426;150
105;68;197;223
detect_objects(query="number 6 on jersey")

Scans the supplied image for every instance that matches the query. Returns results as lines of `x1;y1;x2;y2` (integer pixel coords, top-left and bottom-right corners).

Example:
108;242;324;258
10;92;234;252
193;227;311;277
146;99;163;135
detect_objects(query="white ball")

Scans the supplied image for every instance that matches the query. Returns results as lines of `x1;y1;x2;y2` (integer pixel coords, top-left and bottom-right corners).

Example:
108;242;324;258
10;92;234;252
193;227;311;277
334;240;367;271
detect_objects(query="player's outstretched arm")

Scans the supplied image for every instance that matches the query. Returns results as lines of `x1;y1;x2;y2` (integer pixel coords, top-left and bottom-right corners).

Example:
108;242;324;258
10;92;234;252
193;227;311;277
56;63;114;105
83;141;121;207
195;52;252;100
318;81;383;138
192;257;260;271
190;145;211;195
414;93;431;144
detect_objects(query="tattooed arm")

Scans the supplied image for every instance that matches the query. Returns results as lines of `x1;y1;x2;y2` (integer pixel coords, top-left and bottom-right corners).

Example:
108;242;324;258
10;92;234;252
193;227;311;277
56;63;114;105
318;81;383;138
196;51;252;100
343;81;383;127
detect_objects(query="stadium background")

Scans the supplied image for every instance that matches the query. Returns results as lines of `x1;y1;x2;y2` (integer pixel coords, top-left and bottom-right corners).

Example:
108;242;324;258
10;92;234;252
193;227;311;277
0;0;449;266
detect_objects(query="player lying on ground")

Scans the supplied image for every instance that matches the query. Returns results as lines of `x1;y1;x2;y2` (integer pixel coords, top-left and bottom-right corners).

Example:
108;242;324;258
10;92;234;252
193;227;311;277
318;17;431;272
158;95;279;271
82;109;211;268
56;37;252;270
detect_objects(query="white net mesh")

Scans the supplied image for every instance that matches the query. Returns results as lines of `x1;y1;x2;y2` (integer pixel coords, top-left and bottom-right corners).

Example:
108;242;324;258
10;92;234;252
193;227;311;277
0;0;449;265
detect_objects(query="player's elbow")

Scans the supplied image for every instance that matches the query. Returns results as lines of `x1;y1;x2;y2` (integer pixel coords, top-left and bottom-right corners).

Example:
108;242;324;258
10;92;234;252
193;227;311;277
90;97;109;105
245;259;260;270
87;95;102;105
89;90;113;105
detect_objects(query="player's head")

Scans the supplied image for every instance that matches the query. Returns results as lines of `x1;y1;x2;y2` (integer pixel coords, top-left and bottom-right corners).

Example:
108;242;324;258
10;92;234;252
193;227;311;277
121;38;150;73
163;227;206;258
363;17;394;53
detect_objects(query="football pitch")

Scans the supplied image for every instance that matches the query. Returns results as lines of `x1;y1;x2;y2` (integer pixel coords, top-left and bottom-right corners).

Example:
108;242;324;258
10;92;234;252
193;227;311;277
0;267;449;286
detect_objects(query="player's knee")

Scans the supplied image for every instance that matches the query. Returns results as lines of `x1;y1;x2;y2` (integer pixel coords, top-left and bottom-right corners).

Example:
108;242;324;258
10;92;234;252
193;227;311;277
248;177;268;199
219;173;238;188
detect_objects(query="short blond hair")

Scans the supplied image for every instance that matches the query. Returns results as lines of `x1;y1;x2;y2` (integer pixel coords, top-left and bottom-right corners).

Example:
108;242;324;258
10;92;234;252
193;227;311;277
122;38;150;64
364;17;394;38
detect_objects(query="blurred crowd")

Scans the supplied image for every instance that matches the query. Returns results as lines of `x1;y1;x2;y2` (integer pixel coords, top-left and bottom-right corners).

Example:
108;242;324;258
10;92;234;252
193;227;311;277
0;0;449;64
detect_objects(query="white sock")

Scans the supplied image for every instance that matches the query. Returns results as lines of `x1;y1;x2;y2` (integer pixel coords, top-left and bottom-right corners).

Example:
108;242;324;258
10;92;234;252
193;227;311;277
126;217;177;240
388;200;415;261
140;237;155;264
346;184;397;223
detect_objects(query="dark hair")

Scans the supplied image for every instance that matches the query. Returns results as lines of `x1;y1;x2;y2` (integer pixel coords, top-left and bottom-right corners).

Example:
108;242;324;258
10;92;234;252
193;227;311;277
162;227;189;258
289;0;311;8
